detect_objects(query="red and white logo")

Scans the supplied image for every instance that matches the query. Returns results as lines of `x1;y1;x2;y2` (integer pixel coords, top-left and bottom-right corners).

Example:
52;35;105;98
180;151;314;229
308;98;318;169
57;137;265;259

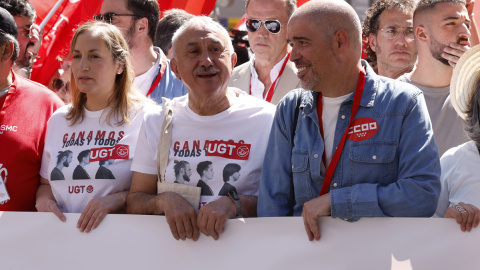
347;117;379;141
90;144;130;162
206;140;251;160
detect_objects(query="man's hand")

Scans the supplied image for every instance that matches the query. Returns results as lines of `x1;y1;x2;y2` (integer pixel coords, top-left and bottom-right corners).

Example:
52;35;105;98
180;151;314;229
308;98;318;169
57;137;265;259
161;192;199;241
77;191;127;233
444;202;480;232
302;193;331;241
197;197;236;240
443;43;470;67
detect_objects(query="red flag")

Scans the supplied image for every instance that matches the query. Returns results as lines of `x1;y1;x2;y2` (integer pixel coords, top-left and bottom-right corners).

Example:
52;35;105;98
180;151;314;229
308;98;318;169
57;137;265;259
30;0;101;85
29;0;217;86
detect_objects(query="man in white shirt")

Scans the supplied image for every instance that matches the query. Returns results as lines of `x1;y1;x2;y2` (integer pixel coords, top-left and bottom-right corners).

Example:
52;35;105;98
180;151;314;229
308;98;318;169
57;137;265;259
398;0;471;156
97;0;186;103
229;0;300;105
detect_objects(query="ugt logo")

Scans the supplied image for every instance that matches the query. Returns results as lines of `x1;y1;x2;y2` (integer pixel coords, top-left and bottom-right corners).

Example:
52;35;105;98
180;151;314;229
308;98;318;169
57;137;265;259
0;163;7;184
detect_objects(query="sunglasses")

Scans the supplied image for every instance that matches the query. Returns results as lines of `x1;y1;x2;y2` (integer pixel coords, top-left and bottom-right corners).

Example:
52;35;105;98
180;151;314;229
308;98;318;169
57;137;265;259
245;19;282;34
93;13;140;24
52;78;69;92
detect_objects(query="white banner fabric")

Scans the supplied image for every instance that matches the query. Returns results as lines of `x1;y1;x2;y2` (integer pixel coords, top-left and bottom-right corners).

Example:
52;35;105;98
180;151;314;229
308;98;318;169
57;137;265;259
0;212;479;270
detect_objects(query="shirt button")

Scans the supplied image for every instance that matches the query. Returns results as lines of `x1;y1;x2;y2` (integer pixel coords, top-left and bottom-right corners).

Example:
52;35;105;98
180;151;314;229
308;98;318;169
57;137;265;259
341;115;346;119
314;154;318;158
372;155;377;160
344;218;348;221
292;165;294;170
333;183;337;187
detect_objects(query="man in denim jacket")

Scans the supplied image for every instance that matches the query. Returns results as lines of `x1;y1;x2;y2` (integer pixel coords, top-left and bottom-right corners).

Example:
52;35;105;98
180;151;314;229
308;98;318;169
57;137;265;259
257;0;441;241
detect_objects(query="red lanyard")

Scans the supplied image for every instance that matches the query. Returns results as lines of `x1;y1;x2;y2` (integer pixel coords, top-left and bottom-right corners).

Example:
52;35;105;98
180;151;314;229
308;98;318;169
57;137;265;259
146;56;168;97
250;52;291;103
316;69;366;196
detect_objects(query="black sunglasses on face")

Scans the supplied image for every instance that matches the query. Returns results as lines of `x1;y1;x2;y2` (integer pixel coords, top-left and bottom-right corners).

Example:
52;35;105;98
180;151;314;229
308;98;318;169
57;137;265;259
245;19;282;34
93;13;140;24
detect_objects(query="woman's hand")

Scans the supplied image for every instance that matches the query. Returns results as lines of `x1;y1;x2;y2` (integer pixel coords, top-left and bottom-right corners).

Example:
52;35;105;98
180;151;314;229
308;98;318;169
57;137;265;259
77;191;128;233
444;202;480;232
36;177;66;222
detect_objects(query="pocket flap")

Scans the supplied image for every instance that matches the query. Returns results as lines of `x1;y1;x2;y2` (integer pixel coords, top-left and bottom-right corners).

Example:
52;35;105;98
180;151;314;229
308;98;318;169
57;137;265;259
349;142;396;163
291;152;309;172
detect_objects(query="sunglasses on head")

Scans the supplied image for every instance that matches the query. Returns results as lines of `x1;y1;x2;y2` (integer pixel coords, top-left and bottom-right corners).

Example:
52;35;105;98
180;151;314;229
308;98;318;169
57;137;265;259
93;13;140;24
245;19;282;34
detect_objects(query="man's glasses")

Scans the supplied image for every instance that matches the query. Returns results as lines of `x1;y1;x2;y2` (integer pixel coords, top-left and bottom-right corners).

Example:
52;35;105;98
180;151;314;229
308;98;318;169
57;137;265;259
93;13;141;24
245;19;282;34
379;26;414;40
20;25;34;39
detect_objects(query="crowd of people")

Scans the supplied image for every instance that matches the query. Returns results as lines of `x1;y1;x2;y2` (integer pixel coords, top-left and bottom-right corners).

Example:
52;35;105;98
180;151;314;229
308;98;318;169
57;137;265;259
0;0;479;242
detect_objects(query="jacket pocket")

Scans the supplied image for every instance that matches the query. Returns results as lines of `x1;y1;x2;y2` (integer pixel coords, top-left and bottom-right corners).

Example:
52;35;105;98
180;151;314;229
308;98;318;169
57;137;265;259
348;142;397;184
291;152;312;205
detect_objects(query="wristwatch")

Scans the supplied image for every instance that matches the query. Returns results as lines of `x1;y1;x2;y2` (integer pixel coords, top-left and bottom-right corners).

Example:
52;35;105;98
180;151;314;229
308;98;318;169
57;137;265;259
227;190;242;217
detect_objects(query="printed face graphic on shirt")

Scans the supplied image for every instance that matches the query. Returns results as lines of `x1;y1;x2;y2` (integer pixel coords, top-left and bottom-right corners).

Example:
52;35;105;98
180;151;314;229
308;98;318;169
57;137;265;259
63;153;73;167
203;165;214;180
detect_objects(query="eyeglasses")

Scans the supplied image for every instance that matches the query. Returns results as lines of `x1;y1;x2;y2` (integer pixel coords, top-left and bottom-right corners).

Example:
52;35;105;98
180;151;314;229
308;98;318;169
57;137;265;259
52;78;69;92
20;25;34;39
245;19;282;34
379;26;415;40
93;13;141;24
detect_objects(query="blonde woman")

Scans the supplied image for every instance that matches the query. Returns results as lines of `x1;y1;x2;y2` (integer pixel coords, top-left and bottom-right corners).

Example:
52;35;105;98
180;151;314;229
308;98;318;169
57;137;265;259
36;21;156;232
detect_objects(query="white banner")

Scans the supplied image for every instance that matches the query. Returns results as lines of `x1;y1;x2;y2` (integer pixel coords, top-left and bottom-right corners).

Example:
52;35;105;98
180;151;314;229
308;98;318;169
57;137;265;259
1;212;479;270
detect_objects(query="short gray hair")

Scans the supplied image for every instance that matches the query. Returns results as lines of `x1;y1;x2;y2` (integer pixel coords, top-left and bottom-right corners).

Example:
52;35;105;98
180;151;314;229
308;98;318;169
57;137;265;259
0;32;19;62
171;16;234;59
245;0;297;18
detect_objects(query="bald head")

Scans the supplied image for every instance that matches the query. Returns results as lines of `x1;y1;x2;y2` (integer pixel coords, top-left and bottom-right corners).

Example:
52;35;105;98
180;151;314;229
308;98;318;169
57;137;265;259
291;0;362;53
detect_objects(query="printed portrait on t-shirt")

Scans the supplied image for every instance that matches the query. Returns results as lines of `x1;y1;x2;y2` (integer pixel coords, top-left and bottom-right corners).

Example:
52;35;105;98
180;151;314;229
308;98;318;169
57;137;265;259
218;163;240;196
173;160;191;184
196;161;214;196
73;149;91;180
51;150;73;181
95;159;115;179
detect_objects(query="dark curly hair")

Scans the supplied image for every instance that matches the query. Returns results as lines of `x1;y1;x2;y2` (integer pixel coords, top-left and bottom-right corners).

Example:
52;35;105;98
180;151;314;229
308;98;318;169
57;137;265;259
465;80;480;149
362;0;416;66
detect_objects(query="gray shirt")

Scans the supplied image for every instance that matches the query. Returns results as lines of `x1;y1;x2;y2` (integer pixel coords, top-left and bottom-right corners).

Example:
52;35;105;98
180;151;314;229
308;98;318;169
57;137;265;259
398;75;469;156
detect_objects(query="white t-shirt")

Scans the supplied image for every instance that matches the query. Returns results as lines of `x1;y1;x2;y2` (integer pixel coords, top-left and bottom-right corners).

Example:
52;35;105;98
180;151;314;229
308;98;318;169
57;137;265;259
131;90;275;208
249;54;288;100
134;47;163;96
322;93;351;169
40;103;157;213
434;140;480;217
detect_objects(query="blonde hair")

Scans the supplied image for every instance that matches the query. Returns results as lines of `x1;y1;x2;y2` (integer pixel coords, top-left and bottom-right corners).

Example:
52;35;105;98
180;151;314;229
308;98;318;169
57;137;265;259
66;21;150;126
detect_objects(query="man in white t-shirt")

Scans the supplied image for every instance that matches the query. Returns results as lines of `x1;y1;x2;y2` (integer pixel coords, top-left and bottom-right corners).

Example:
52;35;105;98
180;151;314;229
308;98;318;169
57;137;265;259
229;0;300;105
127;16;275;241
97;0;186;103
398;0;471;156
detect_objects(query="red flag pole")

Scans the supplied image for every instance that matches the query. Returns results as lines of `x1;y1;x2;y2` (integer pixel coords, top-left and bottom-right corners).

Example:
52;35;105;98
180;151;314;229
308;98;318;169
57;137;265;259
39;0;65;31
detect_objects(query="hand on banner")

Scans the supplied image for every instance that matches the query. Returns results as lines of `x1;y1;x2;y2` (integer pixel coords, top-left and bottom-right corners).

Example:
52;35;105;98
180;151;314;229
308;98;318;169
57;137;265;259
36;177;66;222
302;193;331;241
77;191;128;233
444;202;480;232
443;42;470;68
161;192;199;241
197;197;236;240
36;198;66;222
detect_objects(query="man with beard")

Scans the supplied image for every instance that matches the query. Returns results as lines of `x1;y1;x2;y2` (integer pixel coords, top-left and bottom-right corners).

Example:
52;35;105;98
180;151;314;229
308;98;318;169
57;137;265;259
229;0;300;105
398;0;471;156
173;160;191;184
97;0;186;103
363;0;417;79
257;0;440;241
0;0;41;79
51;150;72;181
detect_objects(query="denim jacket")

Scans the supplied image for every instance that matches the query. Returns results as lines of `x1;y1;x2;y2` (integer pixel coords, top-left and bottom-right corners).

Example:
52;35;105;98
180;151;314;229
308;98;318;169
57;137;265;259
258;61;441;220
